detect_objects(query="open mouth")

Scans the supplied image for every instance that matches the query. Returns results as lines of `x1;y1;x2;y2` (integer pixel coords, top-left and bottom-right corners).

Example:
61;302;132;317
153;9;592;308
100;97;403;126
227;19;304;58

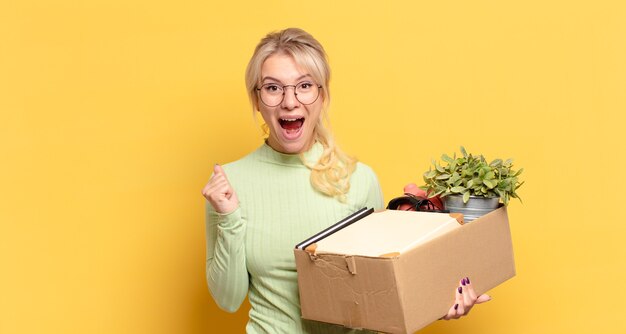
279;117;305;139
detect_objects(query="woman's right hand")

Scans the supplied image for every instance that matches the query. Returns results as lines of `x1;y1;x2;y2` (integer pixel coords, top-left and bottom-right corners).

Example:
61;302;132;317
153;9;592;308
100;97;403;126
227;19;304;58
202;164;239;214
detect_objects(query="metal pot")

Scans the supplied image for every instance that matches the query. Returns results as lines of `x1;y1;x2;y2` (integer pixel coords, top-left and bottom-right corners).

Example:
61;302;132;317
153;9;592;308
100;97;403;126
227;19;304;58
443;195;500;223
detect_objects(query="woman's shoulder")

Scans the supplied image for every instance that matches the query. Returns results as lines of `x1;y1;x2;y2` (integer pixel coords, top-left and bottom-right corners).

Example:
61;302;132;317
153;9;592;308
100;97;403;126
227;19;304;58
353;161;378;179
220;150;256;173
349;161;384;209
349;161;381;191
219;145;267;177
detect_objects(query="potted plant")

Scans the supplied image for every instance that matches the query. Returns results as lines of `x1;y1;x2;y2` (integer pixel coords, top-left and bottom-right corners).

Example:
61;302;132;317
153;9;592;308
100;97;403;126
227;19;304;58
420;147;524;222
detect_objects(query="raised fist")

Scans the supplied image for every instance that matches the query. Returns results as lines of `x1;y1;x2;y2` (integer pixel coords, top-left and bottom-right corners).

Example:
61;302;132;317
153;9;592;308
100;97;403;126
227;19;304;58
202;164;239;214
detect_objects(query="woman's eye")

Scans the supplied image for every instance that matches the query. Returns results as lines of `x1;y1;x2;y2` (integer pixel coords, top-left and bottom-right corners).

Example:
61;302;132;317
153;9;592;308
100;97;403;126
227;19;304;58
299;83;312;89
265;85;280;92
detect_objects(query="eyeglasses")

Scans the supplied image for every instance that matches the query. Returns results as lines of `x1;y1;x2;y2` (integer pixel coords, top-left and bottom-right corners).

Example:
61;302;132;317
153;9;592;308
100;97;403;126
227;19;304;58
256;82;322;107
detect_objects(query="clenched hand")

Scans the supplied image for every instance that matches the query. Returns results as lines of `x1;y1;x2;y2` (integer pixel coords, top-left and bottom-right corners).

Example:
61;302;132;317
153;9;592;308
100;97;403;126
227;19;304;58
202;164;239;214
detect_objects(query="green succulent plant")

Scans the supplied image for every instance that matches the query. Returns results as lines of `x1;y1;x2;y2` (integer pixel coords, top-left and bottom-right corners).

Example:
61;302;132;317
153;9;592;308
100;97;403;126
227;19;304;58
420;147;524;205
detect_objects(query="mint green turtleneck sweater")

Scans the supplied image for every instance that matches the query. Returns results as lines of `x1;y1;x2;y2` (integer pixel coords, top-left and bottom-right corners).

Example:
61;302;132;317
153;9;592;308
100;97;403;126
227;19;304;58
205;142;384;333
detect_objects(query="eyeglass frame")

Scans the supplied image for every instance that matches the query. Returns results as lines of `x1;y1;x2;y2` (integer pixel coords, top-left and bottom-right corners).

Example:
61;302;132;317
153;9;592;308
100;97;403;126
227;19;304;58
255;82;323;107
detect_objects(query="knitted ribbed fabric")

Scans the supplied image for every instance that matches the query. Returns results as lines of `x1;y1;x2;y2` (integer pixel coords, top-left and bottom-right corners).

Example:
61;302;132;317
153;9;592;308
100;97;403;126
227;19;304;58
205;142;384;333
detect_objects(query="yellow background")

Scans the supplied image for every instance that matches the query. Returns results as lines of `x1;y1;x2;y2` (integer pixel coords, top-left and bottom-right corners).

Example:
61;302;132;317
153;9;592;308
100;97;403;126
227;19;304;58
1;0;624;333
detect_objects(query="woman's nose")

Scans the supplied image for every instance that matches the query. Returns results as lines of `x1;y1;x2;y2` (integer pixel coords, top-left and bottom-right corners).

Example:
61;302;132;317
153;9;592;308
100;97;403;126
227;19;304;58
281;87;299;109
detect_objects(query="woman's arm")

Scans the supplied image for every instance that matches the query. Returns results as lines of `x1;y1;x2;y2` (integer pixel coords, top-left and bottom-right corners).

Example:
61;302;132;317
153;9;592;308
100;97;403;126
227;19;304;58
203;164;248;312
205;206;249;312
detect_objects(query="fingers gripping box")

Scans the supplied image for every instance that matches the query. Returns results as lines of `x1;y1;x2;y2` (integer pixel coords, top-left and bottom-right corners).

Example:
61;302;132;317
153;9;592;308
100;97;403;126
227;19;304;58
294;206;515;334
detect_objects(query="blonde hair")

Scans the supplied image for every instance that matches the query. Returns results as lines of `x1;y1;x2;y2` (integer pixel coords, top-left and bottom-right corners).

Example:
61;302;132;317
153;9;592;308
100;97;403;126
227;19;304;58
245;28;357;202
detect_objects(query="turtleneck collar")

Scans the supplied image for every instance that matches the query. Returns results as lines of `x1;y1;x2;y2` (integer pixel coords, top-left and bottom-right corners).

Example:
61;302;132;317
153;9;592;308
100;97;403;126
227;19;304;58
257;140;324;167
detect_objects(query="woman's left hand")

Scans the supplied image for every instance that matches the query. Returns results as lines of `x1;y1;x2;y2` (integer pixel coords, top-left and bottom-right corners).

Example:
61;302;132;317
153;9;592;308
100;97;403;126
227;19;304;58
441;277;491;320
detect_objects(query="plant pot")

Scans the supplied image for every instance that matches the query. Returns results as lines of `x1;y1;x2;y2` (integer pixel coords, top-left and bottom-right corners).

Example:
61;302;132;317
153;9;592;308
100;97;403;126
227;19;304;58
443;195;500;223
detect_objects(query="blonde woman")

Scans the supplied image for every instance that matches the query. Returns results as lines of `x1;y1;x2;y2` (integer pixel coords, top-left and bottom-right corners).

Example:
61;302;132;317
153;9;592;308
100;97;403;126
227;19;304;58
202;28;488;333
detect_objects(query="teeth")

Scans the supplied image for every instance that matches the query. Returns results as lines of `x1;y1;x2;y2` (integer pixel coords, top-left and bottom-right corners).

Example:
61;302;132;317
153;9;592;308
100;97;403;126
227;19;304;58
280;118;303;122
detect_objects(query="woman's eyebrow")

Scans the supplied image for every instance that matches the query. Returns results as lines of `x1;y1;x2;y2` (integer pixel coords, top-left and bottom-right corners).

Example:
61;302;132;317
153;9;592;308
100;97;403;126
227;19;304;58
261;74;312;83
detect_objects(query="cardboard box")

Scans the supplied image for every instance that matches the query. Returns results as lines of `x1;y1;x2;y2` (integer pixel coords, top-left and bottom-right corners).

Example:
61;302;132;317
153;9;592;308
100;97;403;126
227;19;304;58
294;206;515;334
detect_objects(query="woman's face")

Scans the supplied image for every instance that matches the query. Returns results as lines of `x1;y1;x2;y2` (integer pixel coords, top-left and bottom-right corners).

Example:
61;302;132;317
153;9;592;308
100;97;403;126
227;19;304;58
258;53;323;154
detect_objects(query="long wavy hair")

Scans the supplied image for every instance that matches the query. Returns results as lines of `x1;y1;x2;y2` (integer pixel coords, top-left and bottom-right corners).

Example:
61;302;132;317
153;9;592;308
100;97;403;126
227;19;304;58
245;28;356;202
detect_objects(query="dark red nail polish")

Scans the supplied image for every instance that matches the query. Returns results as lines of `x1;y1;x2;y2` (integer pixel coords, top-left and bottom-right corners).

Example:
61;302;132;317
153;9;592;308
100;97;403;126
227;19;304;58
454;303;459;310
466;277;470;284
461;278;466;286
458;286;462;294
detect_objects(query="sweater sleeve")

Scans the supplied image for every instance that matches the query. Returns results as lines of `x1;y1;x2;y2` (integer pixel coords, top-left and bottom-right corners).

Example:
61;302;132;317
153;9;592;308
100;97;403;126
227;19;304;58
205;203;249;312
363;165;385;210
